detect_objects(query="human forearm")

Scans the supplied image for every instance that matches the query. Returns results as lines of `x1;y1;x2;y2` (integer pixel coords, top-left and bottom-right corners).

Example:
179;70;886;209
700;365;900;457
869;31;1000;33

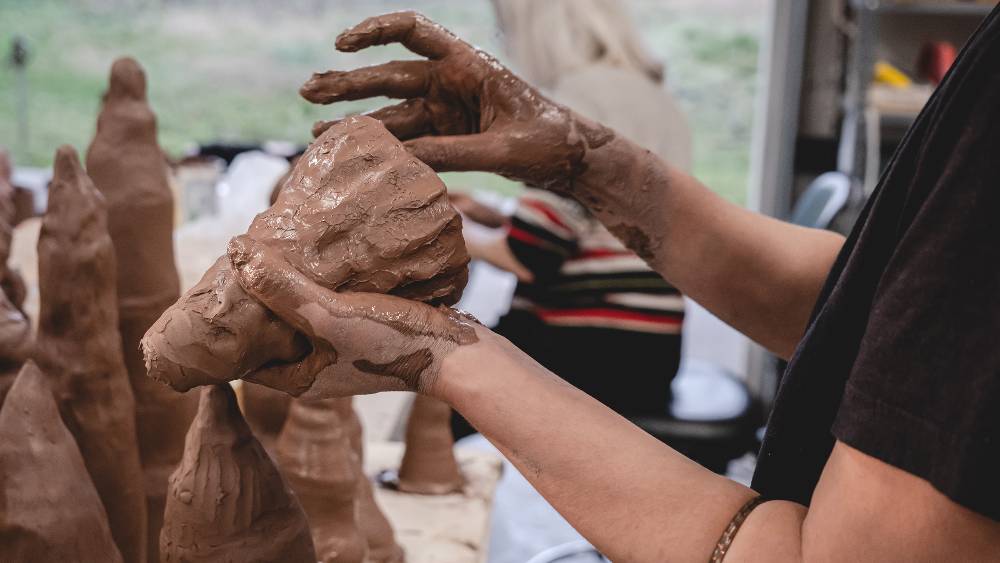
571;134;845;358
434;327;757;561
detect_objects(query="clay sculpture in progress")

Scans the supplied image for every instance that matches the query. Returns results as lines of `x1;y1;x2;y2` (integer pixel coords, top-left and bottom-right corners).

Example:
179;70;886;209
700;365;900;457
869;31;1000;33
0;149;27;320
0;361;124;563
160;384;316;563
337;398;405;563
142;115;469;396
0;149;30;404
34;146;148;563
396;394;464;494
241;380;292;451
85;56;198;563
276;397;368;563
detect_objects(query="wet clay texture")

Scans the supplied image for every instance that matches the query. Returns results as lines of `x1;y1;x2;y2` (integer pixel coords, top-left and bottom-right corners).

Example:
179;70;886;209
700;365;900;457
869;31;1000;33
276;397;367;563
305;12;669;270
160;384;316;563
241;380;292;452
337;398;405;563
397;394;464;494
85;57;198;563
33;146;148;563
0;361;124;563
143;115;469;392
0;149;30;398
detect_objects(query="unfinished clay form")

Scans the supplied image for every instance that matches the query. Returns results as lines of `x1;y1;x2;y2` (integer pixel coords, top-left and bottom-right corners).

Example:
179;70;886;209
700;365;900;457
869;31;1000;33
337;398;405;563
34;146;148;563
160;384;315;563
0;361;124;563
277;398;367;562
241;380;292;451
0;149;30;392
397;394;464;494
142;115;469;393
85;57;198;563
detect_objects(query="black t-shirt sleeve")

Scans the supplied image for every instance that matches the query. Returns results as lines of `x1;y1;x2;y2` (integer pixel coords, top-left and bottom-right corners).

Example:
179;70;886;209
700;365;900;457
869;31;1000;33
831;51;1000;516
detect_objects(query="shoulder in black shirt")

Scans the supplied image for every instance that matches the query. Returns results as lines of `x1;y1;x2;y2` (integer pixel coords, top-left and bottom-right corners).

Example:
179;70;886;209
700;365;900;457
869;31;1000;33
753;6;1000;521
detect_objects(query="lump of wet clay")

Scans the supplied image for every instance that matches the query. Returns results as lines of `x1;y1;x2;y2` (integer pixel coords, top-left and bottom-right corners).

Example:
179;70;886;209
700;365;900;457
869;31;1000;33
85;56;198;563
33;146;147;563
160;384;315;563
276;397;368;563
396;394;464;494
0;361;124;563
142;115;469;393
337;398;405;563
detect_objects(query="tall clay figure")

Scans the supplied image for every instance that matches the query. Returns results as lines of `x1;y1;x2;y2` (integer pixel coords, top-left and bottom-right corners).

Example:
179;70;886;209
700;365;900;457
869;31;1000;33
85;57;198;563
0;149;30;404
277;398;368;563
34;146;148;563
336;398;405;562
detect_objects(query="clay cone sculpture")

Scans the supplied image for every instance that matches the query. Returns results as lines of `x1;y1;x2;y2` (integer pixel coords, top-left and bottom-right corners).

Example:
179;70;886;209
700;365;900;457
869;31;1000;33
34;145;148;563
397;394;464;494
277;398;368;562
85;56;198;563
241;380;292;451
337;398;405;563
142;115;469;393
0;149;30;403
161;384;315;563
0;149;27;315
0;361;124;563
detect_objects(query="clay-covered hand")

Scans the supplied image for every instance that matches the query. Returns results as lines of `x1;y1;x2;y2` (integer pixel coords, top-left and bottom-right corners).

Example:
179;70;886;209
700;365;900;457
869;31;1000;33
227;235;479;399
302;11;614;193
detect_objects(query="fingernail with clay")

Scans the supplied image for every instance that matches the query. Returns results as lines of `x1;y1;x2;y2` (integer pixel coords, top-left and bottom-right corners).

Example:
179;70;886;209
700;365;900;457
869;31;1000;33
335;29;365;52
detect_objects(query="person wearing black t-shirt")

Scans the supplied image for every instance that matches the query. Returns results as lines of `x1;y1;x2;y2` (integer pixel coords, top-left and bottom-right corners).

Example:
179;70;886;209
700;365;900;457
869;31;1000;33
242;8;1000;561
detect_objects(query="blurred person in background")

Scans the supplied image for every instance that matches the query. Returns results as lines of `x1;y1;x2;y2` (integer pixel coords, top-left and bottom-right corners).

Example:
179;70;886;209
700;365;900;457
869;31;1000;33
452;0;694;438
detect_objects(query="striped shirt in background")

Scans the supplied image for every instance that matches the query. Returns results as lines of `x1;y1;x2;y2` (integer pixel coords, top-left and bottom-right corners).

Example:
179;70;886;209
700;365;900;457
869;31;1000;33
506;188;684;334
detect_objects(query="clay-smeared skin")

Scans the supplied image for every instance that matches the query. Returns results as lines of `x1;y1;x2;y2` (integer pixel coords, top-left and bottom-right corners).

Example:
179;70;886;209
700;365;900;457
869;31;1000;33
227;236;478;399
397;394;464;494
307;11;666;271
0;361;125;563
85;57;198;563
276;398;367;563
143;116;471;393
33;146;148;563
336;398;405;563
161;384;316;563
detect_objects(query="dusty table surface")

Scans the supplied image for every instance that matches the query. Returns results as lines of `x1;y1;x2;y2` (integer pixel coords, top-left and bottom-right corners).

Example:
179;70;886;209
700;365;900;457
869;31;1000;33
364;441;503;563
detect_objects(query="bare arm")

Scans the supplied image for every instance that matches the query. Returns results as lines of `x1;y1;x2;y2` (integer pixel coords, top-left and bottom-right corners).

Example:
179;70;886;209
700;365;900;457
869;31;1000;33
302;12;843;358
440;332;999;562
229;235;1000;562
573;137;845;358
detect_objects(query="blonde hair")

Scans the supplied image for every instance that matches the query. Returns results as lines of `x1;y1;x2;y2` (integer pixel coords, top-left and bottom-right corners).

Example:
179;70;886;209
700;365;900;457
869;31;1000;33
492;0;665;89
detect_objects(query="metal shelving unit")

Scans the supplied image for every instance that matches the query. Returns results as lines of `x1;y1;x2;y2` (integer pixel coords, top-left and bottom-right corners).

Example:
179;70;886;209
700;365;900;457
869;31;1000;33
857;0;995;15
840;1;994;194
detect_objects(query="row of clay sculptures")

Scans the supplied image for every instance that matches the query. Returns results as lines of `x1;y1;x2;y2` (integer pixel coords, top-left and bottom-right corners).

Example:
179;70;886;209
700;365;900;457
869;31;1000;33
0;56;468;563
